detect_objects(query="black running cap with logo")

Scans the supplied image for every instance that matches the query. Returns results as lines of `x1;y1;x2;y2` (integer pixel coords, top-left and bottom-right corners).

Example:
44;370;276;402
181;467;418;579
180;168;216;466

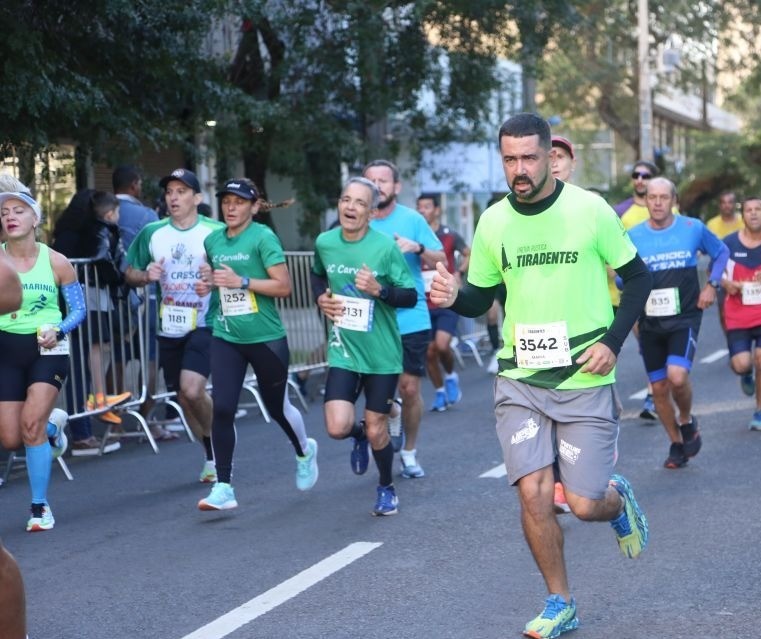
159;169;201;193
216;180;257;200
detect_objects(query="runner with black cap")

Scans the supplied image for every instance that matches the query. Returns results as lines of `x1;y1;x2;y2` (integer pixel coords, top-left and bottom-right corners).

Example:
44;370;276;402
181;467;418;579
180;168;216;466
195;178;318;511
125;168;222;482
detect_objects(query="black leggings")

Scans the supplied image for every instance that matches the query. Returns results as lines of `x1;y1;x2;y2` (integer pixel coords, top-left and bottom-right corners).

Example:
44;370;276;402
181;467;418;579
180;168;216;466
210;336;307;483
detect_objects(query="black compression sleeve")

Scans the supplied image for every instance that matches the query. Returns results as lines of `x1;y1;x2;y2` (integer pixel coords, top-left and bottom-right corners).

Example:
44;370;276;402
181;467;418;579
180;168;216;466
381;286;417;308
450;282;499;318
599;255;652;355
310;271;328;302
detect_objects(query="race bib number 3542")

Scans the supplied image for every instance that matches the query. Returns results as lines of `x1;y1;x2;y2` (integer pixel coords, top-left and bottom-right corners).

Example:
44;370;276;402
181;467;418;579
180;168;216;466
514;321;572;369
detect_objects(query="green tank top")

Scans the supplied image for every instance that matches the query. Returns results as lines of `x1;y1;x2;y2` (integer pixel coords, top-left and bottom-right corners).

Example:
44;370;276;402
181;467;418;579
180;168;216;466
0;243;62;334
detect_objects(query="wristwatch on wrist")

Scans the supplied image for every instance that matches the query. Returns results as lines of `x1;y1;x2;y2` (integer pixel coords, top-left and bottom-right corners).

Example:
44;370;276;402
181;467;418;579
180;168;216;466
240;276;250;290
416;243;425;255
56;329;65;342
708;279;720;289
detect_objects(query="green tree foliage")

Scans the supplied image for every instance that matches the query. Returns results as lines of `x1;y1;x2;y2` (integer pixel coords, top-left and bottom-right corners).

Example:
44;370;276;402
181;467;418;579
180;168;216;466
539;1;761;154
0;0;254;179
219;0;519;235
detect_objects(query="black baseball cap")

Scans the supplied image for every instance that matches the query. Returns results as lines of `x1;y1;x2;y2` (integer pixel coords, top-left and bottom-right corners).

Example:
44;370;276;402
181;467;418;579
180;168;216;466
216;179;257;200
159;168;201;193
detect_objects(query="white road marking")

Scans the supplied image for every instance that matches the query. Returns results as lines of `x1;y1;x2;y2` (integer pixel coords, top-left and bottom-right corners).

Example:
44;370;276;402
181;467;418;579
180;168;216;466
480;463;507;478
180;541;382;639
700;349;728;364
629;388;649;401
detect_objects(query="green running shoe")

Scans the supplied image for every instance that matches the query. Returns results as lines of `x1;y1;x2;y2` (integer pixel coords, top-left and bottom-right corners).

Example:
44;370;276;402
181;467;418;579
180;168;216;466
296;438;319;491
198;482;238;511
523;594;579;638
27;503;55;532
609;474;649;558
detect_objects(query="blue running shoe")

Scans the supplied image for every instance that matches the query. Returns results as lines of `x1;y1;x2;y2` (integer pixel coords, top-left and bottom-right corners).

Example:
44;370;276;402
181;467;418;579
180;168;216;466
609;474;648;558
749;410;761;431
430;389;447;412
372;485;399;516
198;482;238;511
639;394;657;421
400;450;425;478
296;438;319;491
444;373;462;405
523;594;579;639
741;373;755;397
48;408;69;459
351;422;369;475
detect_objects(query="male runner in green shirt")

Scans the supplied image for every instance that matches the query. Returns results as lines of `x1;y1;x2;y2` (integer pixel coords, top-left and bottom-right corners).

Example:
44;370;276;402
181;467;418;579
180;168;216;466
312;177;416;515
430;113;652;639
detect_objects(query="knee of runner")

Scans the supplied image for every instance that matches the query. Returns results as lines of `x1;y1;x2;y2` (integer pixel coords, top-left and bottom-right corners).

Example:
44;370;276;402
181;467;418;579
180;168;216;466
0;429;22;451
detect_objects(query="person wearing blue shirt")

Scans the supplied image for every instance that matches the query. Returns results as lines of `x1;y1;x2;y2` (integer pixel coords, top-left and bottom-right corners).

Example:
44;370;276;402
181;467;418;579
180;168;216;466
363;160;445;478
628;177;729;469
112;165;159;250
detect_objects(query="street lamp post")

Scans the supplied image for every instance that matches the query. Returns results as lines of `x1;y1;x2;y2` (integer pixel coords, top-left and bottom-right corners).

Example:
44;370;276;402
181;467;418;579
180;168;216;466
638;0;653;161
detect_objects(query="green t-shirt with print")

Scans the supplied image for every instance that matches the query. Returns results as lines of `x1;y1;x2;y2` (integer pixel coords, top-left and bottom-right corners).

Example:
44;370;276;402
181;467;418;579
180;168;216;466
204;221;287;344
468;182;636;389
313;227;415;374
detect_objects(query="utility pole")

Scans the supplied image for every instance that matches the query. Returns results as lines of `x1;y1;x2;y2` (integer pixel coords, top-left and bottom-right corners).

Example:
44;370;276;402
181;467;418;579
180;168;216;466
638;0;653;161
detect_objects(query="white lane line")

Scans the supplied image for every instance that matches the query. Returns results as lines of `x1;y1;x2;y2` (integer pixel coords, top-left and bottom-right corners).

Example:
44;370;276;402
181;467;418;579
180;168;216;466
180;541;382;639
700;349;728;364
480;463;507;478
629;387;648;401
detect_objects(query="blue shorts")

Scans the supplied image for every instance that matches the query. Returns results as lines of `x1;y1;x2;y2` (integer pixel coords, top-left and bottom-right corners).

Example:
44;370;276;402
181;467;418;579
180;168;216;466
727;325;761;357
640;325;699;382
429;307;459;338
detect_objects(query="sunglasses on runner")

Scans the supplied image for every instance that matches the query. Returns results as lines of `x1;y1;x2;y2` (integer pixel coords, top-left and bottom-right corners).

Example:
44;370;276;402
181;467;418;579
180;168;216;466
631;171;653;180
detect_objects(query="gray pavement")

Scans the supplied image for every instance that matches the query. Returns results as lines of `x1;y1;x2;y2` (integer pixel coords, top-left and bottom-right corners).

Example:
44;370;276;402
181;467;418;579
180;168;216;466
2;305;761;638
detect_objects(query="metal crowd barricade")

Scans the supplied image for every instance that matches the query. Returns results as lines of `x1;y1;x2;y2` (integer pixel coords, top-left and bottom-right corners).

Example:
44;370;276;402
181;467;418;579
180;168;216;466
453;314;489;368
62;259;157;451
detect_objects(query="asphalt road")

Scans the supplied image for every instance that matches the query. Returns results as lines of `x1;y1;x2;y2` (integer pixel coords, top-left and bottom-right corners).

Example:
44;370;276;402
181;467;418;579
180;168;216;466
2;304;760;639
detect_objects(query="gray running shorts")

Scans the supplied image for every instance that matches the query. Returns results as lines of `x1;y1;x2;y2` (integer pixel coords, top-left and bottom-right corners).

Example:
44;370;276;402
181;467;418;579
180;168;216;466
494;376;621;500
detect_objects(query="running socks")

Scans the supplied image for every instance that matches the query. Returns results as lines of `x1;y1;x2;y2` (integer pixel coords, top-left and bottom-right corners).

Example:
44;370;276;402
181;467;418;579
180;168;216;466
202;435;214;462
372;442;395;487
25;442;52;503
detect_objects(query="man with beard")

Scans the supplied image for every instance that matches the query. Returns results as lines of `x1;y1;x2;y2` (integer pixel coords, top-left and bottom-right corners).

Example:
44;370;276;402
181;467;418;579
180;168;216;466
362;160;444;478
430;113;652;639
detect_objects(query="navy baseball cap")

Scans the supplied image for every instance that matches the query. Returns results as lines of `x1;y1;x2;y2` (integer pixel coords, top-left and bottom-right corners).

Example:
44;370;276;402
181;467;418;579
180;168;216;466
216;179;257;200
159;168;201;193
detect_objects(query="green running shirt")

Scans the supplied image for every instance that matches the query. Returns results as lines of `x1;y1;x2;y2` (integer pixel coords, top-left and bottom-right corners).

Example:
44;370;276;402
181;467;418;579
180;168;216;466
0;243;62;335
313;227;414;374
203;222;287;344
468;183;636;389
